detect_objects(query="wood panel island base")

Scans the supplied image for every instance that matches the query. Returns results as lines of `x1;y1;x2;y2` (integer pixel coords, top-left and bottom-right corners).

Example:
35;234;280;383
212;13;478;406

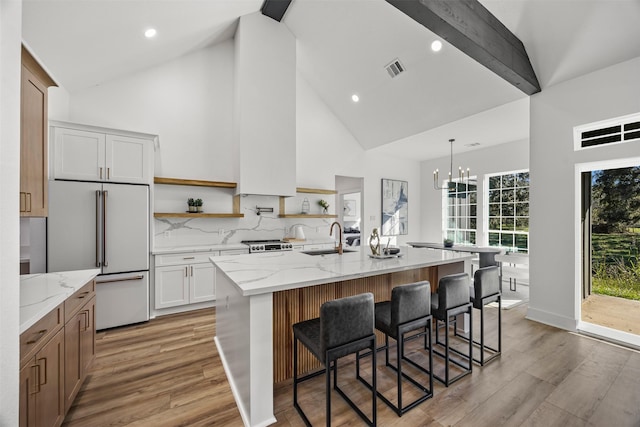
211;247;471;427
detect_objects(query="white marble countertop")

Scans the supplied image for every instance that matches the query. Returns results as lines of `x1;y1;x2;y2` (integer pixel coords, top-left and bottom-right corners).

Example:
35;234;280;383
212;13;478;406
20;269;101;334
152;243;249;255
210;246;472;296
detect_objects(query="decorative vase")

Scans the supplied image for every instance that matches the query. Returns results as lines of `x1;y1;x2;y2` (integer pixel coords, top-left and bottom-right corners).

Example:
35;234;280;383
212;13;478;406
188;206;197;213
197;206;203;213
301;198;310;214
322;207;328;215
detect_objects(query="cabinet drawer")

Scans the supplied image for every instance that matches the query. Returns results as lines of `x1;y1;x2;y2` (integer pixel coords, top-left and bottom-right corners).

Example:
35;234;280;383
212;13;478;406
218;249;249;256
155;251;218;266
20;303;64;368
65;280;96;323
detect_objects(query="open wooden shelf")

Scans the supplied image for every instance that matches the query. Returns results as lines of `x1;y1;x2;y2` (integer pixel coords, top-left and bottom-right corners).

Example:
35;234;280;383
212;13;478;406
296;187;337;195
278;214;338;219
154;177;242;218
154;212;244;218
154;177;237;188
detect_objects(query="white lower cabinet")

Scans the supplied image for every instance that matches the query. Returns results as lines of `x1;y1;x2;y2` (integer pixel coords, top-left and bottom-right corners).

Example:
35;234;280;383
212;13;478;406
154;251;217;309
154;248;249;311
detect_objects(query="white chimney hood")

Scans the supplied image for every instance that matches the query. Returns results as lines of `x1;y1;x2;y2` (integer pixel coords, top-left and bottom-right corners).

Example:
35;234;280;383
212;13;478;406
233;12;297;197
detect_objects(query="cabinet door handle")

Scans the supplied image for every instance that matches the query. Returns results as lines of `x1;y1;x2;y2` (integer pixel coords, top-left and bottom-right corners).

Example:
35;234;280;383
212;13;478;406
19;192;25;212
185;266;188;277
31;365;40;395
26;329;47;345
190;266;193;276
77;291;90;299
38;357;47;386
81;310;89;331
107;167;110;180
99;167;103;179
26;193;32;212
183;256;195;260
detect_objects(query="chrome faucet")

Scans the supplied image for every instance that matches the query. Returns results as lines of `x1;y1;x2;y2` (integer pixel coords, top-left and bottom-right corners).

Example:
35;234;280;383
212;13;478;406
329;221;343;254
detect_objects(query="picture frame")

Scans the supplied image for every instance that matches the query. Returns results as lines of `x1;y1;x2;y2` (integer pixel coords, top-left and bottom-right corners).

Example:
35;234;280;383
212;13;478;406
343;199;356;218
381;178;408;236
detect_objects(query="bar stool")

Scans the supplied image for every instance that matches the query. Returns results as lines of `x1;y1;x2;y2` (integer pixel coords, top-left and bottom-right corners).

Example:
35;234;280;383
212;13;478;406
372;281;433;416
431;273;473;386
469;265;501;365
293;293;377;426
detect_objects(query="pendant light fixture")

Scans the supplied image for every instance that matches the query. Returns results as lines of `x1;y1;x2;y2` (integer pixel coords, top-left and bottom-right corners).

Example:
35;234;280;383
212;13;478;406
433;138;470;190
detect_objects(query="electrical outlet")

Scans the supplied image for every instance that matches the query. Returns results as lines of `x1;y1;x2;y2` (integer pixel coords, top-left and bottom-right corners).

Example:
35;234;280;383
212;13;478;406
163;231;171;238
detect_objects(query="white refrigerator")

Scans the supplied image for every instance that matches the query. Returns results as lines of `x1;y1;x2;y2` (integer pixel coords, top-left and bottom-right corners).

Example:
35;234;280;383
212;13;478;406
47;180;150;329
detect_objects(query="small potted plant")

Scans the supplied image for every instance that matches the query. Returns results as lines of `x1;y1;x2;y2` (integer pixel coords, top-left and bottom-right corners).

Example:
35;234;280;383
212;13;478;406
318;199;329;214
187;198;197;213
195;198;203;213
443;238;454;248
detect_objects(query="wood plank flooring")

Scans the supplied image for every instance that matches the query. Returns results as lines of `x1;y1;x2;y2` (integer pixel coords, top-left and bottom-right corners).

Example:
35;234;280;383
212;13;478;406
63;304;640;426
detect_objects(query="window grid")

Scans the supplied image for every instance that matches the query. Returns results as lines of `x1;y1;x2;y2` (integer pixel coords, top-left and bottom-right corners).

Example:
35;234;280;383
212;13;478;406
443;180;477;245
488;171;529;253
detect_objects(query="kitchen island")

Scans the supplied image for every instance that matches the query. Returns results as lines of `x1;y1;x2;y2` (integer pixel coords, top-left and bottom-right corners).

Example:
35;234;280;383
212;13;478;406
211;246;472;426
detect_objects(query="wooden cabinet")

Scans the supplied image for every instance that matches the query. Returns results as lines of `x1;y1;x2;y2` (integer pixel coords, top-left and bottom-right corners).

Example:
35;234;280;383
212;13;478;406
20;328;65;427
20;279;96;426
155;251;217;309
20;46;56;217
51;122;154;184
63;281;96;412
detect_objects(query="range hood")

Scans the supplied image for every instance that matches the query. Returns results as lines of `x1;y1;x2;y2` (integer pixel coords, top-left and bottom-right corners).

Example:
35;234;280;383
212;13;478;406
234;12;296;197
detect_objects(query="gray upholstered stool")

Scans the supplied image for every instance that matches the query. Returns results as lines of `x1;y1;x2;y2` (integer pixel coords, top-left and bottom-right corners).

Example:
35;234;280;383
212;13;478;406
469;265;501;365
292;293;377;426
431;273;473;386
372;281;433;416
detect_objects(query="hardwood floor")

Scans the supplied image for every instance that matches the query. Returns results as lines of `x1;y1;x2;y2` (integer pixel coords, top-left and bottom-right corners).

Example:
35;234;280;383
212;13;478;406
63;305;640;426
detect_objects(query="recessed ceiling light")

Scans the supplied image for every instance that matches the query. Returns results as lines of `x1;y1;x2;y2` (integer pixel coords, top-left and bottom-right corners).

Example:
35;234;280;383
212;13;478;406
351;94;360;103
144;28;157;38
431;40;442;52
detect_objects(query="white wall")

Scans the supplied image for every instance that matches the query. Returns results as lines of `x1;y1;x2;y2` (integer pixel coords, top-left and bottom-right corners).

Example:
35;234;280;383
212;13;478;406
419;138;530;244
528;56;640;330
67;41;236;181
0;0;22;423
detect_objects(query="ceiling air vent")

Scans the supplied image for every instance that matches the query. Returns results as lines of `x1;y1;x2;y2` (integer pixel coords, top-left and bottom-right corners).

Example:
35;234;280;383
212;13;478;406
578;113;640;149
385;59;405;78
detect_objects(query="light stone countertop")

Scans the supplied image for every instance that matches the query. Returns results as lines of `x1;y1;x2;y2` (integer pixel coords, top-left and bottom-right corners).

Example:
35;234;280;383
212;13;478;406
152;243;249;255
210;246;472;297
20;269;101;334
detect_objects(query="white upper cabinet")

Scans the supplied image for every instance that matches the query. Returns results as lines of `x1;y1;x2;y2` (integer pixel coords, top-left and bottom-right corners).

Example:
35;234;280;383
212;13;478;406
51;121;155;184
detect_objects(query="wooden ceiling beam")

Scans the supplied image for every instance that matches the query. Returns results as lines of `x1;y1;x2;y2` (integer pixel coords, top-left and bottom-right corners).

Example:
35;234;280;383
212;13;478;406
386;0;541;95
261;0;293;22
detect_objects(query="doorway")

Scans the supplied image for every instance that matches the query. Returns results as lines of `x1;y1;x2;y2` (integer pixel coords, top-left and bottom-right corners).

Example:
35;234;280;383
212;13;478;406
579;162;640;346
336;176;364;249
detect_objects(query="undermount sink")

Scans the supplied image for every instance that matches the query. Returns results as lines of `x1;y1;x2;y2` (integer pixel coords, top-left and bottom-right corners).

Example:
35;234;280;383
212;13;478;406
301;248;357;256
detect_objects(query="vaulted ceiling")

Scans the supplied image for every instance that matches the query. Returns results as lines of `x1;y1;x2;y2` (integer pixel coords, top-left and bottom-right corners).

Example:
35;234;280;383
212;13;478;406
22;0;640;160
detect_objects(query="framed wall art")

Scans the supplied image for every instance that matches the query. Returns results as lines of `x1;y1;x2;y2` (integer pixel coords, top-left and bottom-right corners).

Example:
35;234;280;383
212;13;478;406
381;178;408;236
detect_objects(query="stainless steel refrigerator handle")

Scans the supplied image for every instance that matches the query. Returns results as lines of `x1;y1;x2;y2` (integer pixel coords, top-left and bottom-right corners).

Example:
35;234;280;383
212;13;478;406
103;190;109;267
95;190;102;267
96;275;144;284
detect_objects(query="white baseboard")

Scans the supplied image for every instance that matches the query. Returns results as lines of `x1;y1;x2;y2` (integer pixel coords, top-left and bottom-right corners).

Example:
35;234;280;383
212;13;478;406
526;306;578;331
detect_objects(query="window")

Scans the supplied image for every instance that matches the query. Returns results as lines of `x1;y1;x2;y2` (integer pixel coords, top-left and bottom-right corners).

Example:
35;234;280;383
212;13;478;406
443;180;477;245
487;171;529;253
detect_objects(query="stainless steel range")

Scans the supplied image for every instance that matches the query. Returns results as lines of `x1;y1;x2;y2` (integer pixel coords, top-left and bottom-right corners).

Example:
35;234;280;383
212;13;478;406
242;240;294;253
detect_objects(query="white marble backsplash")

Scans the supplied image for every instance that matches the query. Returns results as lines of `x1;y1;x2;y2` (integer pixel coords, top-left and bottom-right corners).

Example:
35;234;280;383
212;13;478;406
154;194;340;248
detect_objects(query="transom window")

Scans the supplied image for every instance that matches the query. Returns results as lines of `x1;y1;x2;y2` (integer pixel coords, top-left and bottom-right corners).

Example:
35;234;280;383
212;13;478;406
443;180;477;245
487;171;529;253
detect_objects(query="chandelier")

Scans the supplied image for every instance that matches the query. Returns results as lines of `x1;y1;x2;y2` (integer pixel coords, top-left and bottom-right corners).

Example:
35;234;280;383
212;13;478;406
433;138;470;190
